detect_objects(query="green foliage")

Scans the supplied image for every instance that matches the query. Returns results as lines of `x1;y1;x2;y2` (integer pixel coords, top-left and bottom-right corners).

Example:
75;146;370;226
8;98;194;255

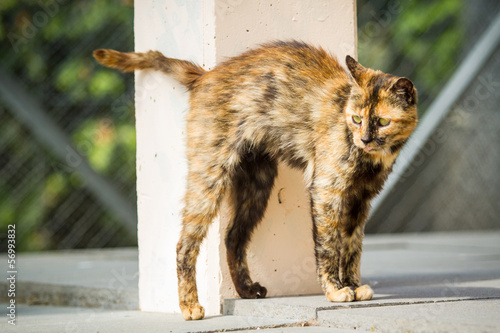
89;70;126;98
0;0;135;251
72;118;135;174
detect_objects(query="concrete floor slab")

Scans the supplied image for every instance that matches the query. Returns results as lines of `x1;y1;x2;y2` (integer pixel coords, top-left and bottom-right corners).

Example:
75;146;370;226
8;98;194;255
317;299;500;332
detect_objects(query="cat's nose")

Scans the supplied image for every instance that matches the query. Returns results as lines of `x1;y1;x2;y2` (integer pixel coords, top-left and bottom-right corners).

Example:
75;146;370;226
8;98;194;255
361;137;373;144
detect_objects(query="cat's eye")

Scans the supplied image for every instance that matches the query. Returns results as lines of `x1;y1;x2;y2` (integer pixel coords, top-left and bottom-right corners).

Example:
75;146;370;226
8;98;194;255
378;118;390;126
352;115;362;124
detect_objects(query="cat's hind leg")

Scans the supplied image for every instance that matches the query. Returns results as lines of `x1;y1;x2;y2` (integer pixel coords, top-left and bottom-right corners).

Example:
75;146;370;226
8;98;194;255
225;151;278;299
177;164;229;320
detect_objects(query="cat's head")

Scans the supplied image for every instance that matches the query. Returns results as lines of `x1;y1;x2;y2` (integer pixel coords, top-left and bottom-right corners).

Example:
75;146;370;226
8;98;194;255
344;55;418;159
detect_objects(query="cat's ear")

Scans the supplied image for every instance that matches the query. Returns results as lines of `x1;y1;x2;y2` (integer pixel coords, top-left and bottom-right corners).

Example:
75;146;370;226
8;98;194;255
391;77;417;105
345;55;366;84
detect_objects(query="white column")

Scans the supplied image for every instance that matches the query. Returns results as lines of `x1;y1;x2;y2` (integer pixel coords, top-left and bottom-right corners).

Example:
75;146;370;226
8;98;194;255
135;0;356;316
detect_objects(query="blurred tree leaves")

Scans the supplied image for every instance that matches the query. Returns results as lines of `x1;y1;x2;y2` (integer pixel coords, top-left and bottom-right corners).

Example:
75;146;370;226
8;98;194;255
0;0;135;251
89;70;125;98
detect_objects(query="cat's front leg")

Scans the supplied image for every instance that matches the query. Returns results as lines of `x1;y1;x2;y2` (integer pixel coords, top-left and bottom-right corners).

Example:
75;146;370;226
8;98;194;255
340;226;373;301
310;186;355;302
339;195;373;301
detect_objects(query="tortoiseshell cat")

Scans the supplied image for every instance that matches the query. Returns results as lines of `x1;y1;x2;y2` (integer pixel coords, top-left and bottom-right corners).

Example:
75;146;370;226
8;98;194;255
94;41;417;320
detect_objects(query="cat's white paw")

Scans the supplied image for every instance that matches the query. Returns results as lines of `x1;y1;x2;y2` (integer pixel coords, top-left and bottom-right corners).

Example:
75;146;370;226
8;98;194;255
326;286;355;302
355;284;374;301
181;303;205;320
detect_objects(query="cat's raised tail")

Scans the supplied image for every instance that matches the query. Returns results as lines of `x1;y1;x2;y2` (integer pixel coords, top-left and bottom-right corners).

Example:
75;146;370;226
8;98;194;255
93;49;206;90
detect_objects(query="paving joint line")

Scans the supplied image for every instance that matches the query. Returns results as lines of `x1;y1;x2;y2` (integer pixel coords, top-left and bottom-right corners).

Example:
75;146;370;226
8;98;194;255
197;320;320;333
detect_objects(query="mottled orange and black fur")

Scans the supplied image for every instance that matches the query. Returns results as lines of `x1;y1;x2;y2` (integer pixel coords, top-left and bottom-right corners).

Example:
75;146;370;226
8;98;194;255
94;41;417;320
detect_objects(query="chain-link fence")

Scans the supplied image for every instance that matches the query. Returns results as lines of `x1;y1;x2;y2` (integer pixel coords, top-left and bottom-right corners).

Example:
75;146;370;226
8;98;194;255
0;1;136;251
359;0;500;233
1;1;499;252
368;44;500;233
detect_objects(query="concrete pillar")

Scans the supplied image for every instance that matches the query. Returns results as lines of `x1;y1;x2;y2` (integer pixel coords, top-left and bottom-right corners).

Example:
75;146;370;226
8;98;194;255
135;0;356;316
